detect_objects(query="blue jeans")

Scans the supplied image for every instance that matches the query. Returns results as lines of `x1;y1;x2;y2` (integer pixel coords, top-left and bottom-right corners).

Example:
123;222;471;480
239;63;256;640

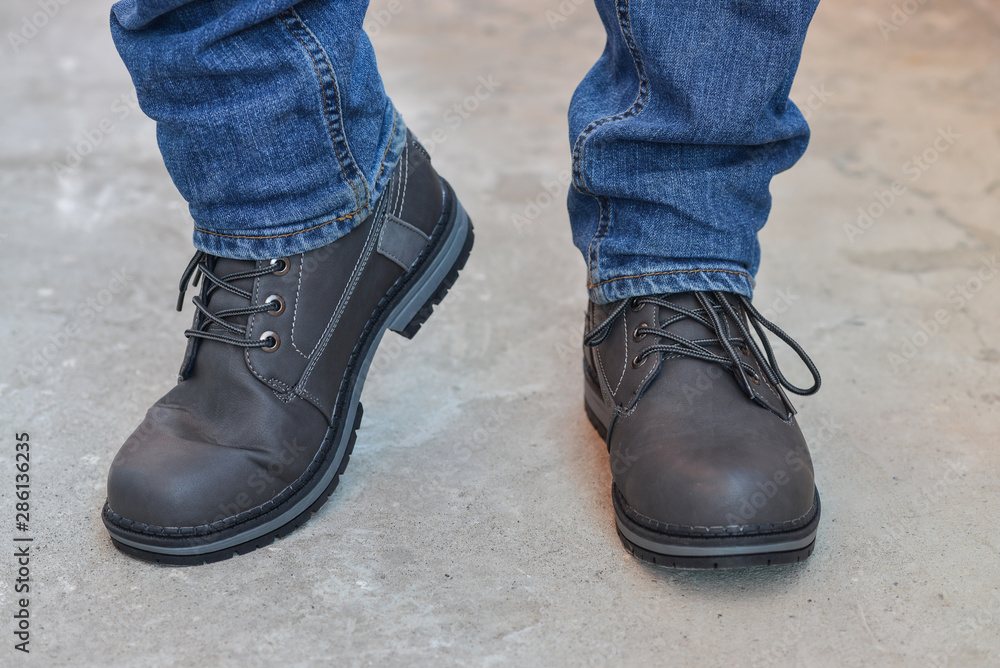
111;0;818;303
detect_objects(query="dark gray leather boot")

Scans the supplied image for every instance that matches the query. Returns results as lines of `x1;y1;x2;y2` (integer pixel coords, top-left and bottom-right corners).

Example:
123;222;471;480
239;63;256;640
583;292;822;569
103;134;473;563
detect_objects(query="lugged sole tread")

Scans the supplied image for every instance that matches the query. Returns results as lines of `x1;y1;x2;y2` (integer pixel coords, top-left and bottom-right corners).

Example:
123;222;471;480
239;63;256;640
397;225;474;339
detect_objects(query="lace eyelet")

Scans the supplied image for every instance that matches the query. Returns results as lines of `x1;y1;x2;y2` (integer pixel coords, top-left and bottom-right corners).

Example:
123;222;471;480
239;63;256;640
632;354;648;368
269;258;290;276
629;298;643;312
265;294;286;317
260;331;281;352
739;343;750;356
749;370;761;385
633;324;648;342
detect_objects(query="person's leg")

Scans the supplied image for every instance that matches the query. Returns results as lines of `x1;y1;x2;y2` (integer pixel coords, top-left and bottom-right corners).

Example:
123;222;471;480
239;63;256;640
572;0;824;568
110;0;406;257
102;0;474;563
570;0;818;302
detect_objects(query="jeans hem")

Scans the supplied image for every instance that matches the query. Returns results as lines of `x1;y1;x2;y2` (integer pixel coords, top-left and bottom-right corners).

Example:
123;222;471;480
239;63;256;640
191;111;407;260
588;266;755;304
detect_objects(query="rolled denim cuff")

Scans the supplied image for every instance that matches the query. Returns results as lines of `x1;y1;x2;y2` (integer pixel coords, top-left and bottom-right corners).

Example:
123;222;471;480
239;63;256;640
588;262;756;304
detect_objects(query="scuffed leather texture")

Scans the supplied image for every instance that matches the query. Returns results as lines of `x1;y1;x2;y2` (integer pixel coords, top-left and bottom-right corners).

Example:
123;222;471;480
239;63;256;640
107;132;443;531
586;294;817;530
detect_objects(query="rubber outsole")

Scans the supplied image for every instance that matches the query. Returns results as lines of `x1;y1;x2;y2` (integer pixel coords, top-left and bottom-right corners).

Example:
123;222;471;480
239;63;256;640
615;526;816;569
584;377;820;570
107;183;474;565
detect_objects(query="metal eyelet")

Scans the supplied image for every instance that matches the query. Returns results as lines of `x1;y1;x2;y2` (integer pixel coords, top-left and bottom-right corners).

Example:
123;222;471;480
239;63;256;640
629;298;643;312
633;324;648;342
265;294;285;317
269;258;290;276
260;331;281;352
739;343;750;356
748;370;761;385
631;354;648;368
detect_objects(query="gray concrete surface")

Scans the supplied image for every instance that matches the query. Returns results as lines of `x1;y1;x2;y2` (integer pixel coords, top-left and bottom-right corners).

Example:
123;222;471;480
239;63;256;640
2;0;999;665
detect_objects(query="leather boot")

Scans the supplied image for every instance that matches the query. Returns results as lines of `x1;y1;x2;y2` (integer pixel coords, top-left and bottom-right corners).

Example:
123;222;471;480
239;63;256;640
583;291;822;569
103;133;473;563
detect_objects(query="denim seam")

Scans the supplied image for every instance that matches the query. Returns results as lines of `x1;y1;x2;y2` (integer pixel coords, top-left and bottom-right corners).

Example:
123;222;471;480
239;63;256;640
588;268;756;290
374;112;400;188
571;0;649;289
280;9;368;208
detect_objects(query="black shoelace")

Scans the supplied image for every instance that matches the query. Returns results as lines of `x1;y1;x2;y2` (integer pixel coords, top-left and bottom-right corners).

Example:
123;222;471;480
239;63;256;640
584;292;821;411
176;251;286;350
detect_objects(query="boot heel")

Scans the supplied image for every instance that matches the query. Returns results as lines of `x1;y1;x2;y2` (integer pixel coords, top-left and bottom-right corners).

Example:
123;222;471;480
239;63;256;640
388;191;474;339
584;374;612;442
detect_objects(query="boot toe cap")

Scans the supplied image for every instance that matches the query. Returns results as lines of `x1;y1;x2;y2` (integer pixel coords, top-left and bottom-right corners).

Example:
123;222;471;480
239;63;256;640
105;408;292;531
612;423;816;531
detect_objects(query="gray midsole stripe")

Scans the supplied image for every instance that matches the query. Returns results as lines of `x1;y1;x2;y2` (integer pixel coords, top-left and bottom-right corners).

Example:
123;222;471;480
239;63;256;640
616;517;817;557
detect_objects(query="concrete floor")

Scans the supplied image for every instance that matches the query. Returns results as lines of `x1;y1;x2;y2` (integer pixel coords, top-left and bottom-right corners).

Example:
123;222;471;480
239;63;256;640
2;0;999;665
